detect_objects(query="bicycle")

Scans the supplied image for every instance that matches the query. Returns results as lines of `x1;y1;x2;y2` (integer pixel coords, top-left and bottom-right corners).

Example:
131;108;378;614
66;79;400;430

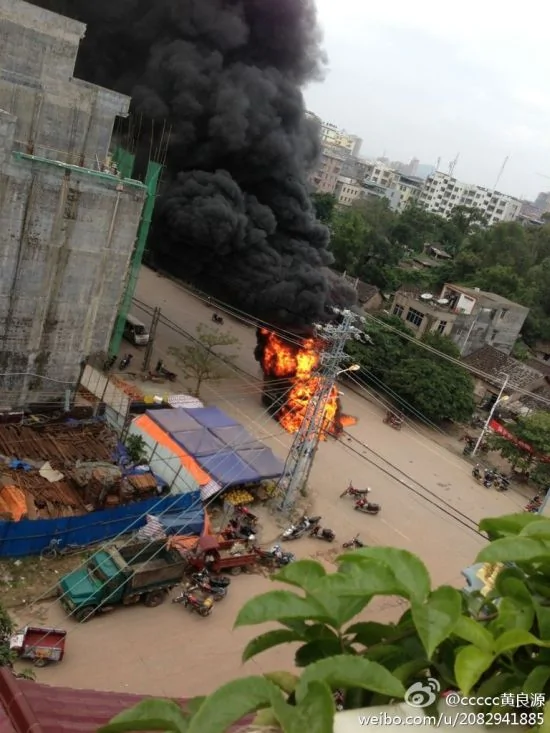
40;538;82;560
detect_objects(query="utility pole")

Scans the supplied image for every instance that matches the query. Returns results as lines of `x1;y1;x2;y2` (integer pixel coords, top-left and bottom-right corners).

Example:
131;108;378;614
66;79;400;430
142;307;161;372
472;373;509;457
279;309;366;513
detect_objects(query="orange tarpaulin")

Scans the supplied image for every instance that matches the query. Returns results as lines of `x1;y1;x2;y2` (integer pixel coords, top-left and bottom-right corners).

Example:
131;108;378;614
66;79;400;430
133;414;211;486
166;512;227;553
0;485;27;521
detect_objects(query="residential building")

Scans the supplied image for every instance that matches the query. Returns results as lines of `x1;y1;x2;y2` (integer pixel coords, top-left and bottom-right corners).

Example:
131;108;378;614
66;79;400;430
392;173;424;212
309;147;345;194
306;112;362;157
364;160;399;190
390;284;529;357
418;171;522;225
340;155;369;181
461;345;544;405
333;270;384;312
0;0;147;406
334;176;364;206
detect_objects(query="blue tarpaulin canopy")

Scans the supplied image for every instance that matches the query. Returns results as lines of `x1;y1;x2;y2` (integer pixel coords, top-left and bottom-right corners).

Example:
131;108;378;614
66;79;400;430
146;407;284;487
170;428;225;457
158;506;205;535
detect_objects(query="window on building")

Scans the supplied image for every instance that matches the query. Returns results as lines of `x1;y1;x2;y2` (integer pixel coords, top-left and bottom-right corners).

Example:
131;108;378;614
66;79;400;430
437;320;448;334
406;308;424;328
393;304;404;318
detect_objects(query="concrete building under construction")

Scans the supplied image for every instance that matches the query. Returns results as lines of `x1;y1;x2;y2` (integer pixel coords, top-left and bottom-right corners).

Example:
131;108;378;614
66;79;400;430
0;0;148;407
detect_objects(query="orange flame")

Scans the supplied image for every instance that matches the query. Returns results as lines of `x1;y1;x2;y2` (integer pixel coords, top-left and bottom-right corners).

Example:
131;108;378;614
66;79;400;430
257;328;357;439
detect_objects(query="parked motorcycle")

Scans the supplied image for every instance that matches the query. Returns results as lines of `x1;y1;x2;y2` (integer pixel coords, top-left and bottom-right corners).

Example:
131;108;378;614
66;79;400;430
172;589;213;617
309;523;336;542
212;313;224;325
340;482;371;499
525;495;543;513
483;470;496;489
495;475;510;492
191;569;230;589
119;353;133;370
103;355;116;372
281;515;321;541
334;689;345;712
354;497;381;515
342;534;365;550
383;410;403;430
194;578;227;601
472;464;483;481
154;360;177;382
254;544;295;567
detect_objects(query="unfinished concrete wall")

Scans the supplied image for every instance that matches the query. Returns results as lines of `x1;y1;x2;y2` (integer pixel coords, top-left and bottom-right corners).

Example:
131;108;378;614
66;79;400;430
0;123;146;406
0;0;130;167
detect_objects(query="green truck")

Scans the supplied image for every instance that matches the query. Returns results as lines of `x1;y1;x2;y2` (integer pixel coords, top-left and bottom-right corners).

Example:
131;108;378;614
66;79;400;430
58;540;187;623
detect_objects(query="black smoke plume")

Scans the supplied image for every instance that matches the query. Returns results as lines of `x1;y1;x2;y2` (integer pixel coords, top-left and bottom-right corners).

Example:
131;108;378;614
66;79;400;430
31;0;357;325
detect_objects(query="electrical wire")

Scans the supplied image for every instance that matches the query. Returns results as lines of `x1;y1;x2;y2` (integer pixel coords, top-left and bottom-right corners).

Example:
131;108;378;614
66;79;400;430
361;311;550;406
136;277;550;408
334;430;485;538
26;379;298;638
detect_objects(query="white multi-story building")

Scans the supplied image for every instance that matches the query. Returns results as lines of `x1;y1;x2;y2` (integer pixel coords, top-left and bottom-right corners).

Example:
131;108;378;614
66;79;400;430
363;160;399;189
418;172;522;225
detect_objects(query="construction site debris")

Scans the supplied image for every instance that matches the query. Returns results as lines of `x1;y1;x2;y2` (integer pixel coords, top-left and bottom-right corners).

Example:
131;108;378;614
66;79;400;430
39;462;64;483
0;485;27;521
0;422;116;464
128;474;158;493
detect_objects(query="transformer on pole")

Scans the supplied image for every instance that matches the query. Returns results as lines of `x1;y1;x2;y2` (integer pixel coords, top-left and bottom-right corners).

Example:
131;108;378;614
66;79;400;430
278;308;369;513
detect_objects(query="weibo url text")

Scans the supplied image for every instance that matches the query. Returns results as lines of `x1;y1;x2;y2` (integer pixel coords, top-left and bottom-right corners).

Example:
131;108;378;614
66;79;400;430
358;711;544;727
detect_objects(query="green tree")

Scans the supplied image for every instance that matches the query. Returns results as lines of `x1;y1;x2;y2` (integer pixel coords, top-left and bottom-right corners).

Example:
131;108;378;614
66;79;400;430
387;357;475;423
311;192;337;225
168;324;239;397
489;411;550;483
345;315;411;382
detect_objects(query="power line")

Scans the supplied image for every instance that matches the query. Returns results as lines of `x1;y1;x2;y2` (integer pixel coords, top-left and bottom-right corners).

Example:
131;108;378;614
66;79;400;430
139;277;550;409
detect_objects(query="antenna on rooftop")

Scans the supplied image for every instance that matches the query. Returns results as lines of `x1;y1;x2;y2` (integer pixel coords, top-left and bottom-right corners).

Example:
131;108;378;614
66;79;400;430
435;156;441;172
493;155;509;191
449;153;460;177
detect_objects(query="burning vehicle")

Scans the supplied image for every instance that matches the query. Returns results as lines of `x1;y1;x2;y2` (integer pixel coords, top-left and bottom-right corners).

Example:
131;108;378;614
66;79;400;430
255;328;357;439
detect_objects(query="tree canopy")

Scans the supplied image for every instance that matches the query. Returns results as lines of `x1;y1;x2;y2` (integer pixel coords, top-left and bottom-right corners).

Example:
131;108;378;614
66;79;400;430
488;411;550;485
345;315;475;423
322;196;550;344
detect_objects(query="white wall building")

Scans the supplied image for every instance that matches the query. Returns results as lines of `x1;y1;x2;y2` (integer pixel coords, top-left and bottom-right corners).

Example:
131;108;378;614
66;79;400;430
418;171;522;225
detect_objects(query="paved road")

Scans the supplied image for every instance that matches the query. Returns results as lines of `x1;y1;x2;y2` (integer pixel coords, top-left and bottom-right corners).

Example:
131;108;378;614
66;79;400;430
21;267;526;697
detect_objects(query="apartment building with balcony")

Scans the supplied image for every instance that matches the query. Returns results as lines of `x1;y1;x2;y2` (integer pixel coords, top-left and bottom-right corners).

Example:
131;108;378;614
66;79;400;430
390;284;529;357
418;172;522;224
309;147;346;194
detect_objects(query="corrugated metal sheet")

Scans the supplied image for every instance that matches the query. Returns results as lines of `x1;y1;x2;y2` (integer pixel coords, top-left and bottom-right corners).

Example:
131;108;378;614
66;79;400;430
0;669;252;732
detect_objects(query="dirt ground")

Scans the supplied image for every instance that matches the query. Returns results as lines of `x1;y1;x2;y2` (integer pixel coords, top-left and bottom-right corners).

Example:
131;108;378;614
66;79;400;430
6;266;537;697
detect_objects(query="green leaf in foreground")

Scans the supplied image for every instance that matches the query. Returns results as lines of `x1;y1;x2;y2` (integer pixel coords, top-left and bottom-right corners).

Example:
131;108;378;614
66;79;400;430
494;629;544;655
234;590;327;628
274;560;327;593
187;676;285;733
291;681;335;733
411;585;462;658
242;629;304;662
338;547;431;602
454;645;495;695
452;616;495;653
476;537;550;563
264;671;299;695
98;699;188;733
295;654;405;704
479;514;546;539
